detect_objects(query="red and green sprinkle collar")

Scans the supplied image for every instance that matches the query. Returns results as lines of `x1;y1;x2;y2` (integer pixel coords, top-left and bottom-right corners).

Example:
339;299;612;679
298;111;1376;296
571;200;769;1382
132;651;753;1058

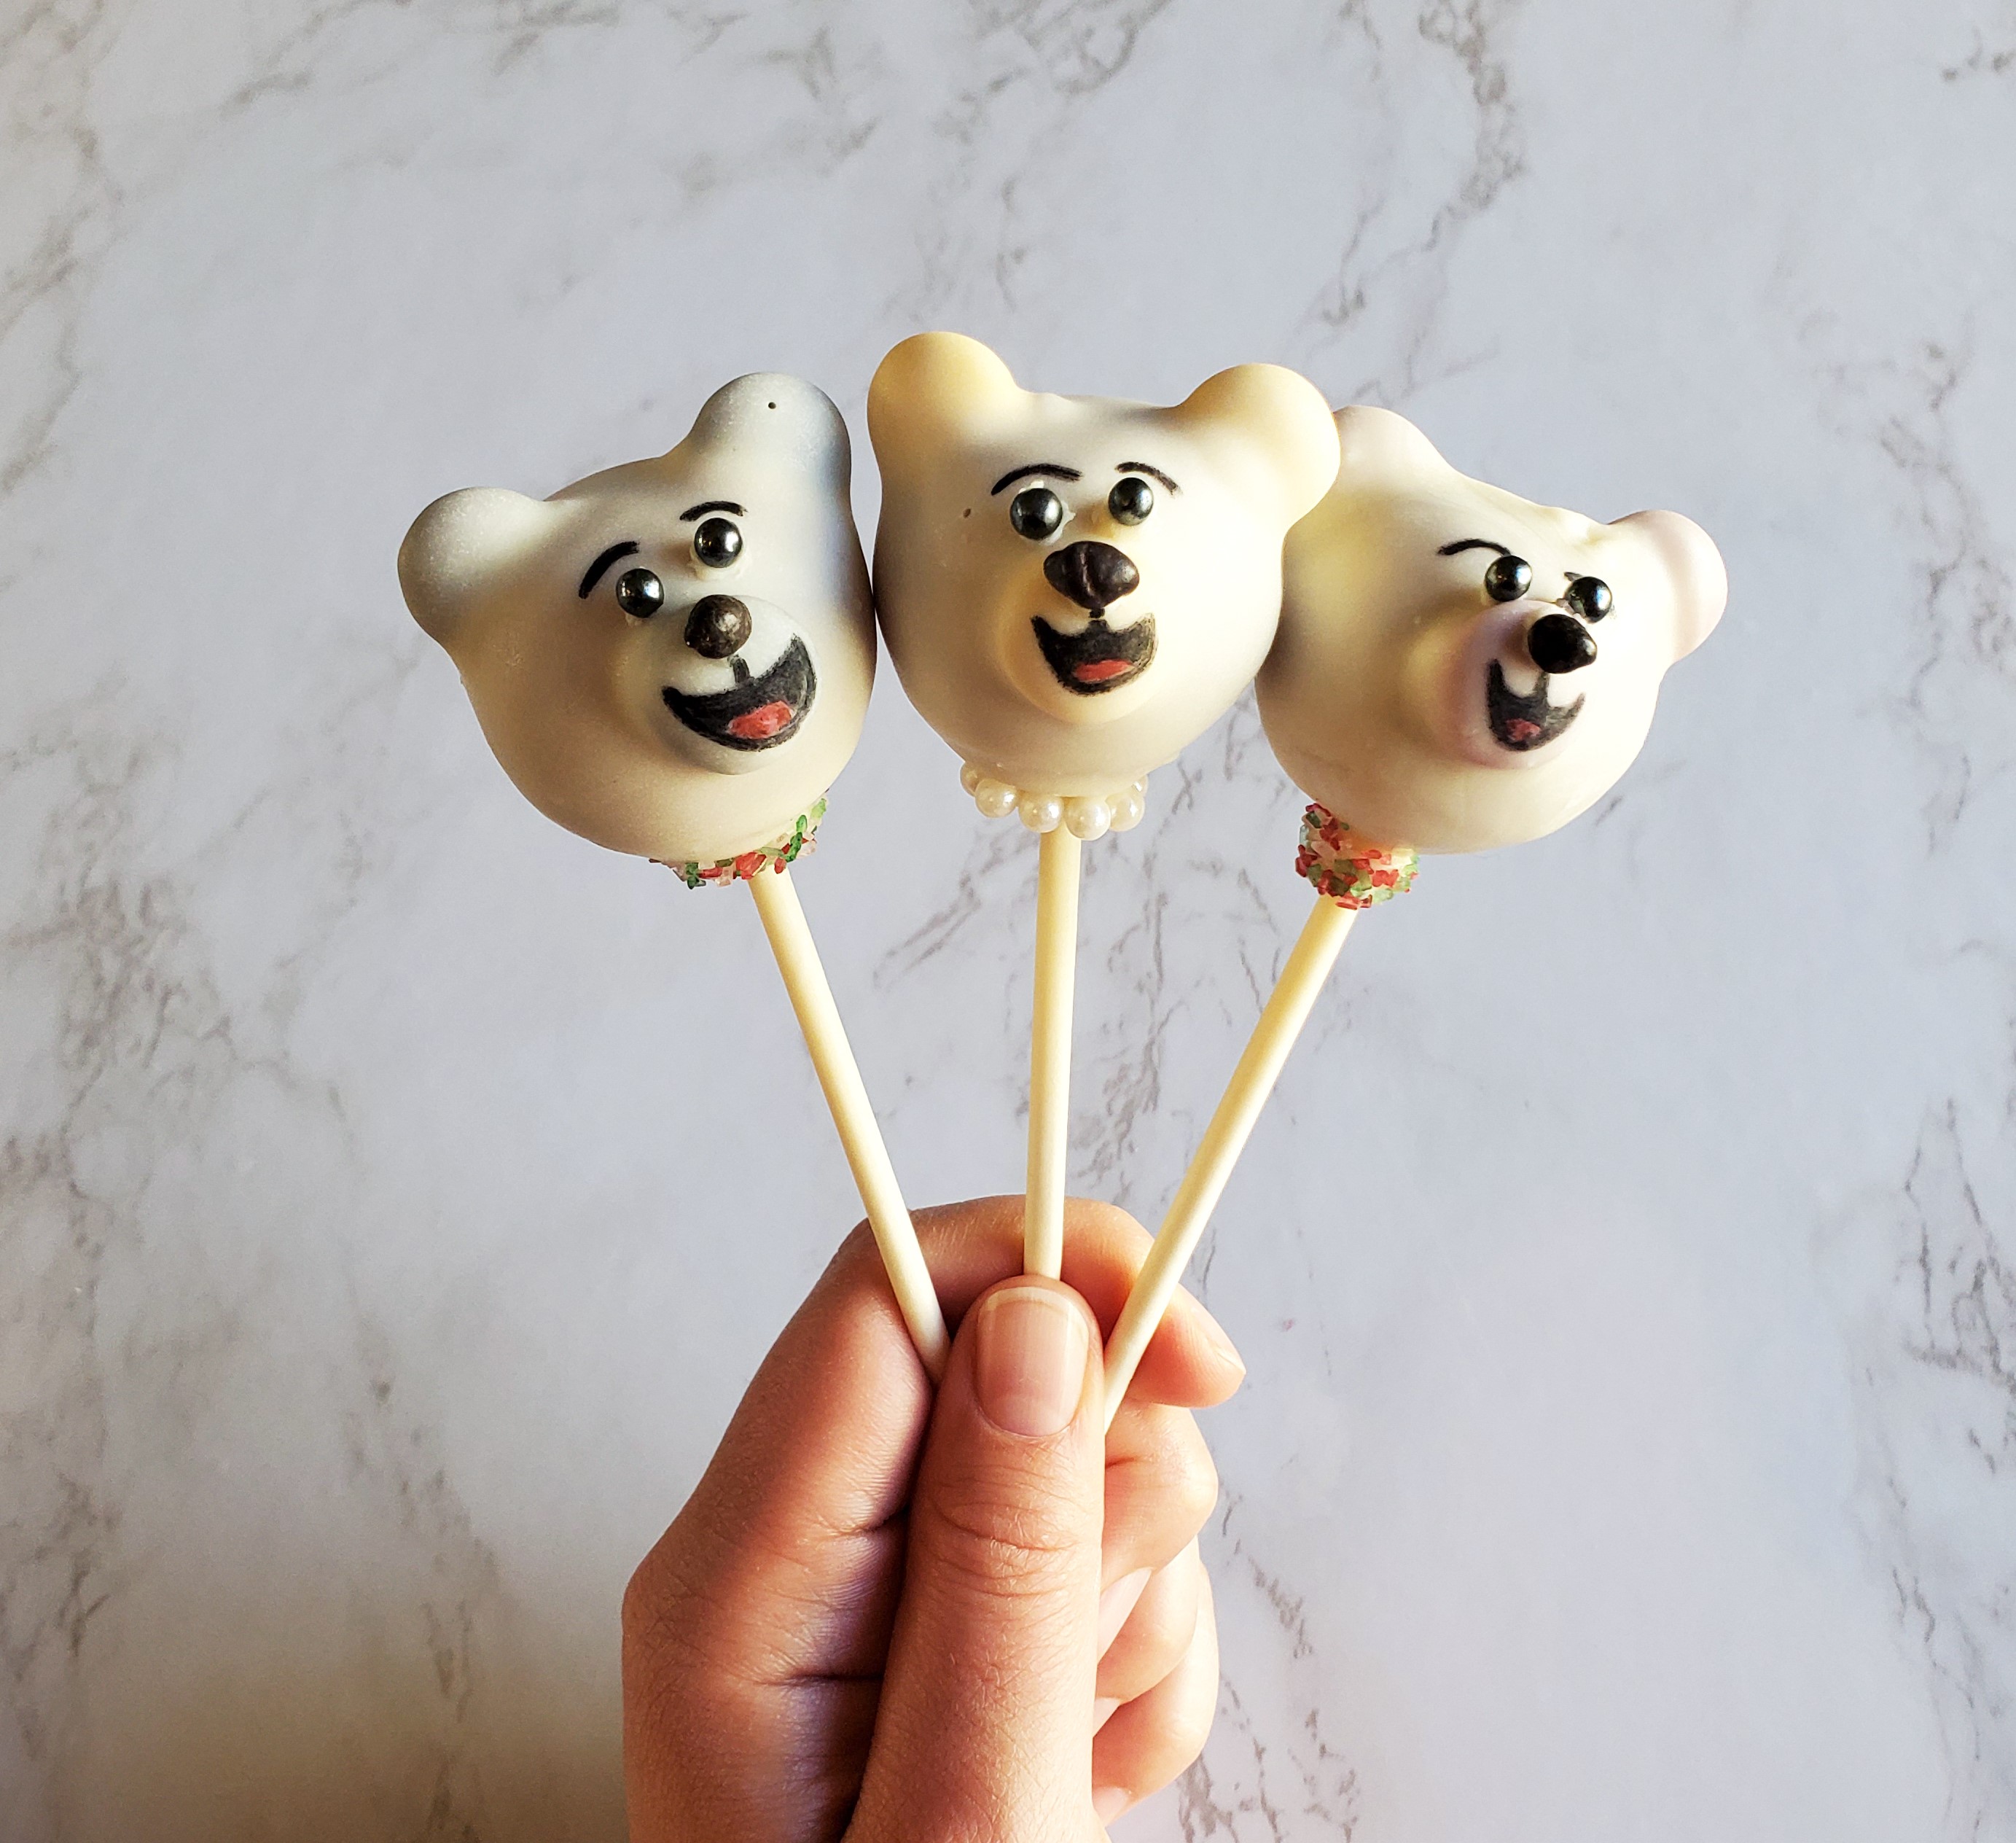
1294;803;1418;909
659;798;827;889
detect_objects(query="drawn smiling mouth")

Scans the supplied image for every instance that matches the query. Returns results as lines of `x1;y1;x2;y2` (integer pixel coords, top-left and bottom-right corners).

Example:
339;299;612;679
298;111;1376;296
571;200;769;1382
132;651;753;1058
1031;614;1157;695
662;636;816;750
1485;660;1582;751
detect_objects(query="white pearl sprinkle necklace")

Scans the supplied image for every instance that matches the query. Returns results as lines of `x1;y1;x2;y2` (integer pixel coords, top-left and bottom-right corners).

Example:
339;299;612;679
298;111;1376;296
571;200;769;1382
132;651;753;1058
958;763;1147;840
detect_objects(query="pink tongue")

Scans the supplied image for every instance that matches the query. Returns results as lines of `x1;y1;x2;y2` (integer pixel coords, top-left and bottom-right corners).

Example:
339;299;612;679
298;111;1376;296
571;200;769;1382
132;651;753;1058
1505;717;1542;743
728;701;795;741
1073;658;1135;685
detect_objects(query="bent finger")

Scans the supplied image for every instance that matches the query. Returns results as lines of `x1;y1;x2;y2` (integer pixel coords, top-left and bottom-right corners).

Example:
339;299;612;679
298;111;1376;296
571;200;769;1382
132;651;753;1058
1090;1567;1221;1824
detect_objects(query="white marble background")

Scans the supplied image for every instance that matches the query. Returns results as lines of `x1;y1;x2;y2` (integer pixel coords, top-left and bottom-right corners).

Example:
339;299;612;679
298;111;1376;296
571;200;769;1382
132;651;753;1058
3;1;2012;1838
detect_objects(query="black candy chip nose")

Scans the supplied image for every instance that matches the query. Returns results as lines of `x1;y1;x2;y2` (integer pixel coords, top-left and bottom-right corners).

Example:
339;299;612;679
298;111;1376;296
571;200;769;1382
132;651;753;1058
684;594;753;659
1044;540;1139;611
1526;612;1598;674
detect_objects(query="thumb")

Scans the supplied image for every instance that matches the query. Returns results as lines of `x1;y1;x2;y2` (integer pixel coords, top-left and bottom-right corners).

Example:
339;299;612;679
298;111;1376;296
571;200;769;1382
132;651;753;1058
851;1277;1107;1842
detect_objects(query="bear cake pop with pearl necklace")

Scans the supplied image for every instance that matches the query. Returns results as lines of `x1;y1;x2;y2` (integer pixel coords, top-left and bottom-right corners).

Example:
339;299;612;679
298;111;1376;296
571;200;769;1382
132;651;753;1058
399;373;948;1375
1103;405;1727;1420
867;332;1340;1276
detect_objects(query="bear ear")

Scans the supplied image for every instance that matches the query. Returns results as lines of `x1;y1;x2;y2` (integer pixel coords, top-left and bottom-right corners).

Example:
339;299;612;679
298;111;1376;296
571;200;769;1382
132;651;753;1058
398;487;558;648
1332;405;1450;483
867;332;1023;475
1170;364;1340;521
1611;509;1728;659
679;373;852;499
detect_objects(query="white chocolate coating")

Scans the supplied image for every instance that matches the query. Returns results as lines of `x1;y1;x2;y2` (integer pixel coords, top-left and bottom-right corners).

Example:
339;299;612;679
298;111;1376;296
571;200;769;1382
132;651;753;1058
399;375;873;865
868;332;1339;805
1262;408;1727;854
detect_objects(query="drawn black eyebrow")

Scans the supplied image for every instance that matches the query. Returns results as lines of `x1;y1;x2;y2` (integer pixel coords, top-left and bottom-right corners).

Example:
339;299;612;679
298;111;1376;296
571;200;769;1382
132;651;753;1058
578;540;639;597
991;462;1083;495
1116;461;1179;493
1437;537;1512;558
679;500;746;521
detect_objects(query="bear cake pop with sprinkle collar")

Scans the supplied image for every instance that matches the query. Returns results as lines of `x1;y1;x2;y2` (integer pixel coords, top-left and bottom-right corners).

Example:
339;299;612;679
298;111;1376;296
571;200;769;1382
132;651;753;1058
399;373;872;876
399;373;948;1374
1103;404;1727;1421
1259;405;1727;861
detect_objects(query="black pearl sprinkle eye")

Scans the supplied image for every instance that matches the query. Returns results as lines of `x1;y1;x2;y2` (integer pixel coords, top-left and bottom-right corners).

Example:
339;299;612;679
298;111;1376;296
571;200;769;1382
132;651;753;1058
1484;554;1533;602
1009;486;1064;541
614;568;664;618
1108;476;1154;526
693;517;743;569
1565;575;1613;622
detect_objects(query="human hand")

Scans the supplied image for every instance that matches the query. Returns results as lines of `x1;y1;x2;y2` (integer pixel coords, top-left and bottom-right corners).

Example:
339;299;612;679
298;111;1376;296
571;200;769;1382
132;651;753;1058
622;1195;1246;1841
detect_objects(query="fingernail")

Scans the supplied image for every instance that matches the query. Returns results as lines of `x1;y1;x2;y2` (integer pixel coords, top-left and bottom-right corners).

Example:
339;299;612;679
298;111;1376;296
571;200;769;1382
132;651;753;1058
1093;1696;1122;1731
974;1285;1089;1437
1097;1567;1153;1651
1093;1785;1130;1824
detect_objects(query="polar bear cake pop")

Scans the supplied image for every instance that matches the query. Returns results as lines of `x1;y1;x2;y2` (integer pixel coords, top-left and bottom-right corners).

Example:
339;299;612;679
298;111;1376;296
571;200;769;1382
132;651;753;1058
400;373;871;875
1261;405;1727;860
867;332;1340;1275
399;373;948;1374
868;331;1340;839
1103;405;1727;1419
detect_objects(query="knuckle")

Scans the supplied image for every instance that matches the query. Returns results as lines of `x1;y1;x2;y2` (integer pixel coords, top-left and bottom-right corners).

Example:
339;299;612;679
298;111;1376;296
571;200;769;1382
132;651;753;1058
827;1215;880;1282
620;1540;678;1644
1166;1665;1219;1756
1133;1686;1217;1781
1093;1693;1218;1809
1138;1414;1220;1532
925;1476;1087;1598
1099;1637;1177;1707
1067;1195;1148;1252
1111;1408;1221;1540
1145;1574;1204;1653
1171;1699;1218;1764
620;1527;731;1680
1172;1437;1220;1531
1101;1569;1203;1697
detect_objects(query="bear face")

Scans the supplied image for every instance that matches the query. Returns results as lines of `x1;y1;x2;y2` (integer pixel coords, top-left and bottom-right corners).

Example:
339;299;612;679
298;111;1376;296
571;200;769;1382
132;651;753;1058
1260;408;1727;855
867;333;1339;816
399;374;873;868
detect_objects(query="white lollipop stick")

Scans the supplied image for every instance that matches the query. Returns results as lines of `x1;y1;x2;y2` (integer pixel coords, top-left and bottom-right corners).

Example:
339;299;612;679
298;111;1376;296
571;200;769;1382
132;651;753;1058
747;865;950;1379
1024;822;1082;1278
1101;400;1732;1427
1101;894;1356;1427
